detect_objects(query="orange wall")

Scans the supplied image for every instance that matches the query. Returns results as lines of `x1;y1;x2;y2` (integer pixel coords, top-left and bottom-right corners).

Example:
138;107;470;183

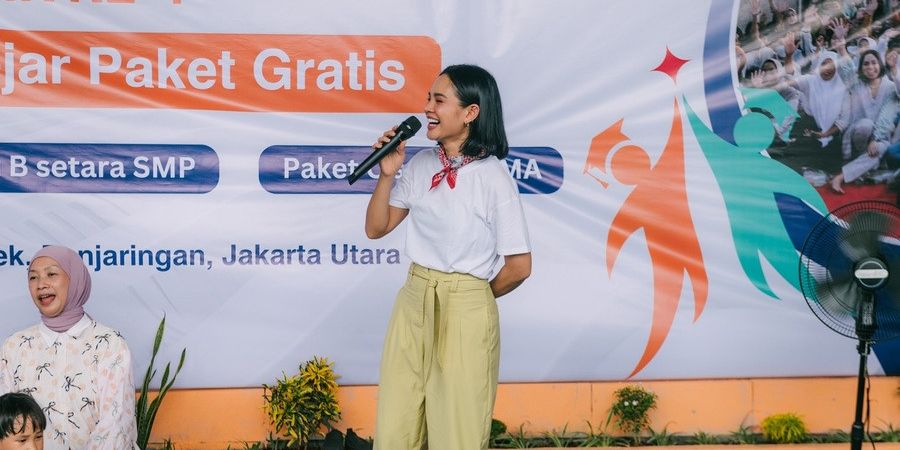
149;377;900;449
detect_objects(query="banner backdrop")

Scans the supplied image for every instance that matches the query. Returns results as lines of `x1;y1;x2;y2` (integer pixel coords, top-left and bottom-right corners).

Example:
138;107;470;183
1;0;898;387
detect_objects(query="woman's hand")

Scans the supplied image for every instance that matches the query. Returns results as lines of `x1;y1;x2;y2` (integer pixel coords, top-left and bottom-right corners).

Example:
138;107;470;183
829;17;849;41
867;140;880;157
490;253;532;298
373;127;407;178
750;69;764;88
365;127;410;240
773;0;789;13
735;44;747;72
782;31;797;56
805;127;833;139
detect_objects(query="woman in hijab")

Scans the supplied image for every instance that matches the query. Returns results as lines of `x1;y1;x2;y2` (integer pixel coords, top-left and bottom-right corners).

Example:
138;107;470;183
0;246;138;450
797;28;830;74
779;49;847;172
853;36;878;60
747;56;804;143
786;50;847;143
749;57;797;94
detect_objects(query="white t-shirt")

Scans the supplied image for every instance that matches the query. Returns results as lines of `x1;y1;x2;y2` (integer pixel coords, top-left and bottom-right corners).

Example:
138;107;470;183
389;147;531;280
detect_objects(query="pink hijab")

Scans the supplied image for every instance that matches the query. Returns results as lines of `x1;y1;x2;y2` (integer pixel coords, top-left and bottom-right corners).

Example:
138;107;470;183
29;245;91;332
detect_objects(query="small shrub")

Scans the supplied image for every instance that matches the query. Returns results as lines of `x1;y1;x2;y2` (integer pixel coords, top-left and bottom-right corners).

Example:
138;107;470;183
582;420;618;447
507;424;534;448
761;412;808;444
647;425;679;446
491;418;508;447
692;431;719;445
263;356;341;448
809;430;851;443
729;422;760;444
543;424;574;447
608;385;658;442
875;423;900;443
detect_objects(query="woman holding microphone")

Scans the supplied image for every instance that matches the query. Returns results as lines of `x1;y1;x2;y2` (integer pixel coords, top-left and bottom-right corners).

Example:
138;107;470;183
365;64;531;450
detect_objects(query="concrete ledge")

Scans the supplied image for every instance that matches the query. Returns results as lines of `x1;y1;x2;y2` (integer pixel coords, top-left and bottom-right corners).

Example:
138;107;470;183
149;376;900;449
508;445;900;450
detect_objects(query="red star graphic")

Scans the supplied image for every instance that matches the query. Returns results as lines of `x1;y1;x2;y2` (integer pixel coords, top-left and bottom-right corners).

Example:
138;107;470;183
652;47;689;81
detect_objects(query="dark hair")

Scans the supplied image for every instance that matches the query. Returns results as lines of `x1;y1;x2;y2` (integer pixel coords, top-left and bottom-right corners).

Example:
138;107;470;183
440;64;509;159
0;393;46;439
857;49;886;82
812;27;831;46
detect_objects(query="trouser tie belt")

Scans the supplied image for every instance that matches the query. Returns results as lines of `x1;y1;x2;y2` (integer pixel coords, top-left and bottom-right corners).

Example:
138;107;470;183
409;263;487;377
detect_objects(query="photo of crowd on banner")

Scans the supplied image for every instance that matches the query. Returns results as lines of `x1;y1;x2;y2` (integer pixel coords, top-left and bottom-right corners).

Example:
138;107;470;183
735;0;900;206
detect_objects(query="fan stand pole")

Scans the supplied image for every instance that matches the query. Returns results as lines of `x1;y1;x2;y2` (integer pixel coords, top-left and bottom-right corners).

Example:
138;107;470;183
850;339;870;450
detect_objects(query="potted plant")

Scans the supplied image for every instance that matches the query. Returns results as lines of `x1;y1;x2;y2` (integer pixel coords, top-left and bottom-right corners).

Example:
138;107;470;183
263;356;341;449
608;384;658;445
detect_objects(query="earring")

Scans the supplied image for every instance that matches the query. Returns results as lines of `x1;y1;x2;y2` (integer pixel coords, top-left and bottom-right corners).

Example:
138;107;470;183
464;121;470;128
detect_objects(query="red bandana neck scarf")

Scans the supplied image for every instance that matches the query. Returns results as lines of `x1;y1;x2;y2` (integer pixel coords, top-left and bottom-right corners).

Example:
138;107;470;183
431;147;475;190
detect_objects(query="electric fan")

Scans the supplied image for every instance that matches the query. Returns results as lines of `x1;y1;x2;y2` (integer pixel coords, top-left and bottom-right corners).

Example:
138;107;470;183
799;200;900;450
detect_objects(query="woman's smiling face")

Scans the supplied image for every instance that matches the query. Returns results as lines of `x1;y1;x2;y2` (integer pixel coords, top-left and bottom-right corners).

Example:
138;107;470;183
28;257;69;318
861;53;882;81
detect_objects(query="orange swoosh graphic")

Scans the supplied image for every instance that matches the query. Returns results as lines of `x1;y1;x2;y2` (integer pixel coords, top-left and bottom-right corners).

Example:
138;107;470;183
603;99;709;377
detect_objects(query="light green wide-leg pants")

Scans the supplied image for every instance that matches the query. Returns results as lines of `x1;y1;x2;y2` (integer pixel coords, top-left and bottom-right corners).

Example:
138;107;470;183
374;263;500;450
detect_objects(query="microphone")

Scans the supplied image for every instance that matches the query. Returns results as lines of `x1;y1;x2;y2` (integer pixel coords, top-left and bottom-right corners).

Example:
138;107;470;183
347;116;422;185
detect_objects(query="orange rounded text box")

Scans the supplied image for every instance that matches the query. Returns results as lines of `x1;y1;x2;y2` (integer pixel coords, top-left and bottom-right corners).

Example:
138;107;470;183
0;31;442;112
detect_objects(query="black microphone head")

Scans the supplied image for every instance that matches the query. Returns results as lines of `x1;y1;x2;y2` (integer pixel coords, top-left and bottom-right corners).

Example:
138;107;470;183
398;116;422;138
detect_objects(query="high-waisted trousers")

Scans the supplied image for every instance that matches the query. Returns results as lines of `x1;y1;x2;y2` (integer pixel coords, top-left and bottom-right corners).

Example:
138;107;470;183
373;263;500;450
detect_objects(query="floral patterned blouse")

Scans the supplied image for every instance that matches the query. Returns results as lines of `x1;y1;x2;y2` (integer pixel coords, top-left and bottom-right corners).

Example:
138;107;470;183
0;315;137;450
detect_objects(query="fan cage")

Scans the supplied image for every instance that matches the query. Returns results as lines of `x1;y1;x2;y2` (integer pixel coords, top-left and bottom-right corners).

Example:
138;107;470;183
799;201;900;342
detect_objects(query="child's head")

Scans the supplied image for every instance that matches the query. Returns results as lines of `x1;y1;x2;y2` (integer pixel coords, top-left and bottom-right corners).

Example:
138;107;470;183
0;393;45;450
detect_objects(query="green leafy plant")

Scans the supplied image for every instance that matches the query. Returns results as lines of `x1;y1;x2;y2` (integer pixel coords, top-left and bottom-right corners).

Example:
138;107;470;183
491;418;508;448
543;424;574;447
608;385;658;443
507;424;534;448
581;420;617;447
230;433;289;450
225;443;262;450
579;433;617;447
263;356;341;448
831;430;852;443
875;423;900;442
692;431;719;445
647;425;679;446
761;412;808;444
809;430;851;443
728;422;760;444
136;316;187;450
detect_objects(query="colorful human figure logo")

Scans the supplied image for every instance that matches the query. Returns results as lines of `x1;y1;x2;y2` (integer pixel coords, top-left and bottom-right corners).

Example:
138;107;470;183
585;50;708;377
585;48;827;376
